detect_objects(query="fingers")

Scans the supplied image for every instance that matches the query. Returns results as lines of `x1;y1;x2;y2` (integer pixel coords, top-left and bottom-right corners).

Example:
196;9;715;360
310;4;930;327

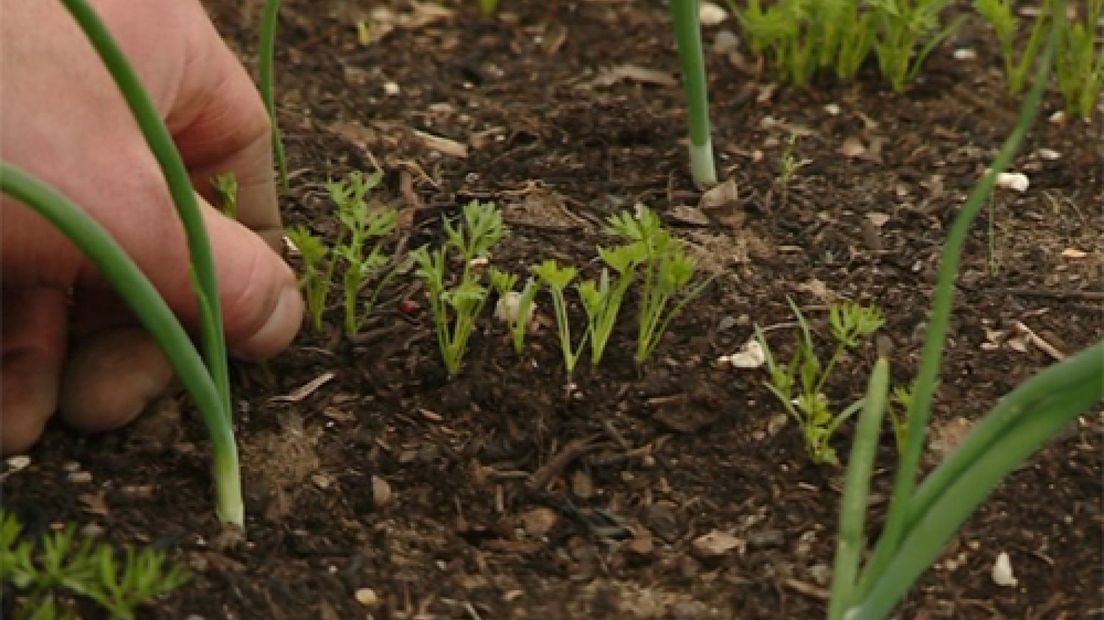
168;0;283;251
1;288;68;454
58;327;173;433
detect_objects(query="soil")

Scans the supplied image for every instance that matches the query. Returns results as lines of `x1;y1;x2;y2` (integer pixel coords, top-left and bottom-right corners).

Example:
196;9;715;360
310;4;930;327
4;1;1102;618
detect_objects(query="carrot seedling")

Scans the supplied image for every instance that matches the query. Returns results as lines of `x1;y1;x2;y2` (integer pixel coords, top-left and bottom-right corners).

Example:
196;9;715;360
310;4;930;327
489;268;539;355
328;171;400;335
533;259;588;378
210;172;238;219
974;0;1052;95
755;298;885;465
607;207;711;365
285;225;333;332
577;242;642;367
412;200;506;376
869;0;965;92
1055;0;1103;118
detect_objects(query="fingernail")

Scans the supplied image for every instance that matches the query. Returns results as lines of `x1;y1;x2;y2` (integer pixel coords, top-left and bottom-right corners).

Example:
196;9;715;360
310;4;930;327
236;285;303;360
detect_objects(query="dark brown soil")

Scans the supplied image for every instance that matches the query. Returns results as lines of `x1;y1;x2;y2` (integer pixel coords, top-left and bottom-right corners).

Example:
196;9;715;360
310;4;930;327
4;1;1102;618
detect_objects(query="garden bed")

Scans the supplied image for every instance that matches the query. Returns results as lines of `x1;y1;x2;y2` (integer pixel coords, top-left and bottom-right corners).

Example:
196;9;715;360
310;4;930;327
4;0;1102;617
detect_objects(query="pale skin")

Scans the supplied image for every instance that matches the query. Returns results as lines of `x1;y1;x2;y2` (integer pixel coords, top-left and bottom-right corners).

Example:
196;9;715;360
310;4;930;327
0;0;304;453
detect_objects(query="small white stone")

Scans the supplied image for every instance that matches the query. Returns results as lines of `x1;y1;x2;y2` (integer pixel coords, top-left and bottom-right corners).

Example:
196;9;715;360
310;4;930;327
1049;110;1066;124
699;2;728;26
713;30;739;54
382;81;400;96
725;339;766;369
991;551;1018;587
1037;148;1061;160
495;291;523;323
823;103;841;116
5;455;31;471
355;587;379;607
996;172;1029;193
953;48;977;60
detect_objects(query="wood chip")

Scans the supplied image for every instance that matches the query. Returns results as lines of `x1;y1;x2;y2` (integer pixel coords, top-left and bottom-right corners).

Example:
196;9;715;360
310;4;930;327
691;530;744;558
584;64;677;88
521;507;559;536
413;129;468;158
372;475;393;509
270;371;336;403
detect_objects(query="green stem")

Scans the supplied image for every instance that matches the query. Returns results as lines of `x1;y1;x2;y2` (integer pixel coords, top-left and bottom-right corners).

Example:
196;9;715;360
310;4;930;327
828;358;889;620
669;0;717;188
59;0;232;422
259;0;288;189
857;2;1062;596
0;164;243;527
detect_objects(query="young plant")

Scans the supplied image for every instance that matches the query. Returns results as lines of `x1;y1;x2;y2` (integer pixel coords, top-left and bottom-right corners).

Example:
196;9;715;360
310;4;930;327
210;172;238;219
328;171;401;335
259;0;287;188
1055;0;1103;118
285;225;333;332
479;0;500;16
887;381;917;456
755;298;885;465
577;242;642;367
607;207;711;365
412;200;506;377
1;511;189;620
489;268;539;355
669;0;717;187
3;0;243;527
974;0;1053;94
868;0;965;92
533;259;588;378
729;0;875;85
829;10;1104;617
776;132;811;206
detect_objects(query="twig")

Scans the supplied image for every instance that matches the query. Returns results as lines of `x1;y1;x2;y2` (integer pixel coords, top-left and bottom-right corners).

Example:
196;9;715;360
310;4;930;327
1011;320;1066;361
527;435;601;491
1006;288;1104;302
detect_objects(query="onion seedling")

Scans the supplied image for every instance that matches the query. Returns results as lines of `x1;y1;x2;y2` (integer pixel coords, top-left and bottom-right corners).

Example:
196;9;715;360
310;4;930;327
755;299;885;465
489;268;539;355
607;207;712;365
7;0;243;527
828;9;1104;617
259;0;287;188
532;259;588;378
412;200;506;377
577;242;642;367
669;0;717;188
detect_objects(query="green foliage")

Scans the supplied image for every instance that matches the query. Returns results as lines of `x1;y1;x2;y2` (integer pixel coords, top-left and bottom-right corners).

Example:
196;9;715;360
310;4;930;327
533;259;587;378
577;242;641;367
756;298;885;465
730;0;876;86
777;133;811;206
210;172;238;219
1055;0;1103;118
479;0;500;16
0;511;189;620
887;381;918;456
607;207;711;365
287;171;402;336
489;268;540;355
974;0;1052;94
869;0;965;92
413;200;506;377
729;0;960;90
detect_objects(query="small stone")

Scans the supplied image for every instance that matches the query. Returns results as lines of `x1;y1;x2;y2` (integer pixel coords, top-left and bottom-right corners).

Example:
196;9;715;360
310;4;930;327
808;563;831;586
520;507;558;536
691;530;744;558
1037;148;1061;160
67;471;93;484
991;552;1018;587
699;2;728;26
5;455;31;471
823;103;841;116
382;81;400;96
371;475;393;509
953;48;976;60
311;474;331;490
996;172;1029;192
713;30;739;54
355;587;380;607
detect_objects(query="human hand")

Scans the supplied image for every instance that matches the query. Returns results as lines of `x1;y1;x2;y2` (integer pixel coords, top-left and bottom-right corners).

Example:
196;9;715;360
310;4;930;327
0;0;303;453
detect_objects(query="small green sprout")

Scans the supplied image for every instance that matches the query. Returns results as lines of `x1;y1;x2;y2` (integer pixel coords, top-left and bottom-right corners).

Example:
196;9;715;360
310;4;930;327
777;133;811;206
489;268;540;355
756;298;885;464
479;0;500;17
577;242;642;367
974;0;1053;95
285;225;332;332
210;172;238;219
328;171;400;335
1055;0;1103;118
0;511;189;620
607;207;712;365
412;200;506;377
533;259;588;378
888;382;916;456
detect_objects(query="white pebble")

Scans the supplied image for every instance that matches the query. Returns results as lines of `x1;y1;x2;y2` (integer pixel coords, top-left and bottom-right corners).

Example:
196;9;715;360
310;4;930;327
991;551;1018;587
721;339;766;369
1036;148;1061;160
823;103;841;116
382;81;400;96
699;2;728;26
953;48;977;60
996;172;1029;193
5;455;31;472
